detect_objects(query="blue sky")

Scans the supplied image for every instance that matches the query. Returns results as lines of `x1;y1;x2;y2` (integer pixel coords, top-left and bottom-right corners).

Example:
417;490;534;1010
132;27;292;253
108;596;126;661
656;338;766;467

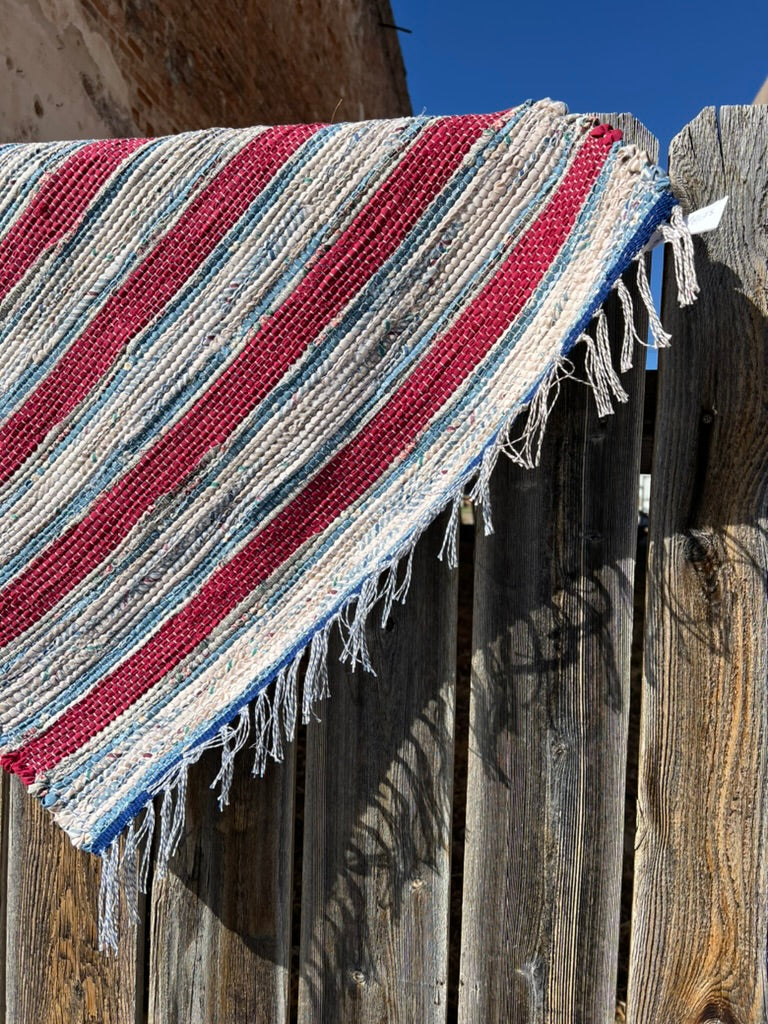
390;0;765;160
389;2;766;366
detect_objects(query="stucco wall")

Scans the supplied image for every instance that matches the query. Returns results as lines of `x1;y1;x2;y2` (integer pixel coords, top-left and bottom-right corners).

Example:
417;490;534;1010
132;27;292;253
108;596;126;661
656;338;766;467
0;0;410;142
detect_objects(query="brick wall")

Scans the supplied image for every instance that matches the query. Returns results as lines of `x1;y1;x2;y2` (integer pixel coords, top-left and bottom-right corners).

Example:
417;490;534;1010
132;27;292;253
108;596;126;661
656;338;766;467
0;0;410;142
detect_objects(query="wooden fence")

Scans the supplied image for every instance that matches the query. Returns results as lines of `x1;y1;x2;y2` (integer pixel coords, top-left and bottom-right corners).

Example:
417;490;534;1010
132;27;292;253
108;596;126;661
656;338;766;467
0;105;765;1024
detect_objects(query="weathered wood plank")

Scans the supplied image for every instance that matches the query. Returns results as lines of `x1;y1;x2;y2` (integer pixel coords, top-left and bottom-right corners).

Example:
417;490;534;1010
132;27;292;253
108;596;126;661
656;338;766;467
148;747;295;1024
459;114;655;1024
628;105;768;1022
0;771;8;1024
5;779;139;1024
297;510;458;1023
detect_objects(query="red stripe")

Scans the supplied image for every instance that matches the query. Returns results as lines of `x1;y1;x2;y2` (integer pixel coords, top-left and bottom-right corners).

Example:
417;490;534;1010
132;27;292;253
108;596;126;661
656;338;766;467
0;138;145;303
2;126;618;784
0;113;494;651
0;124;319;489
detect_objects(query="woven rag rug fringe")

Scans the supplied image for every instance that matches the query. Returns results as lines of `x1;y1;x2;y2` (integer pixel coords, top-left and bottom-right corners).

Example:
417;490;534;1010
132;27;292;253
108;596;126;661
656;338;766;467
96;205;698;953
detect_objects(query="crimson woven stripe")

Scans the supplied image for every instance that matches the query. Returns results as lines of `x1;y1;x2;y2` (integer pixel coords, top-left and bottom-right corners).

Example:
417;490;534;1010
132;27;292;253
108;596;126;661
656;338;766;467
0;113;492;649
0;126;620;782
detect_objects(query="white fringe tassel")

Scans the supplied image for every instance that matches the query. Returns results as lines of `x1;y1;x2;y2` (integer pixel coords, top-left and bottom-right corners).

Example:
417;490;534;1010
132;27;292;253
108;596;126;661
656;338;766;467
437;496;462;563
635;249;672;350
503;356;574;470
302;623;331;722
614;277;643;372
657;204;700;306
97;837;120;953
210;706;251;810
95;204;699;956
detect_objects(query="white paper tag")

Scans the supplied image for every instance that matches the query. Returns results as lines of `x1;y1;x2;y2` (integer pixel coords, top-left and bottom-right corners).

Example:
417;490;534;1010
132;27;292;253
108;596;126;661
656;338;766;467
685;196;729;235
643;196;728;252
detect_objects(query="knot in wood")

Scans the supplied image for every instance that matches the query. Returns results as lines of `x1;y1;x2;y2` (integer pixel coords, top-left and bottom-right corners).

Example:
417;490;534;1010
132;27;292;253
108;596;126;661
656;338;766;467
549;735;572;766
696;999;738;1024
683;528;723;601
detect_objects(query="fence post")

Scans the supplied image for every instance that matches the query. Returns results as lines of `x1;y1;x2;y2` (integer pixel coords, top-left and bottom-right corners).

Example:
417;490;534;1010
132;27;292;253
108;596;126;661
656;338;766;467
297;509;458;1023
5;779;139;1024
147;748;296;1023
628;105;768;1021
458;114;655;1023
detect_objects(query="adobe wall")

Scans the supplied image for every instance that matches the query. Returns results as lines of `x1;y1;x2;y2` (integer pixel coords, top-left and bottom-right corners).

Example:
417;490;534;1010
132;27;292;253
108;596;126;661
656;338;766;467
0;0;410;141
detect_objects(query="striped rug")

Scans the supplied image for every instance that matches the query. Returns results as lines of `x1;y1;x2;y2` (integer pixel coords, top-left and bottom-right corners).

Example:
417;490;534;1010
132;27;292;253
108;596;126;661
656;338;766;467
0;99;696;948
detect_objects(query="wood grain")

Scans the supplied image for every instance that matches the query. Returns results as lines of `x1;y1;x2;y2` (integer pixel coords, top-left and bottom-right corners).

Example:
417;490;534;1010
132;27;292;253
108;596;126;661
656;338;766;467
148;748;296;1024
297;511;458;1023
458;115;655;1024
627;106;768;1023
0;771;7;1024
5;780;139;1024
